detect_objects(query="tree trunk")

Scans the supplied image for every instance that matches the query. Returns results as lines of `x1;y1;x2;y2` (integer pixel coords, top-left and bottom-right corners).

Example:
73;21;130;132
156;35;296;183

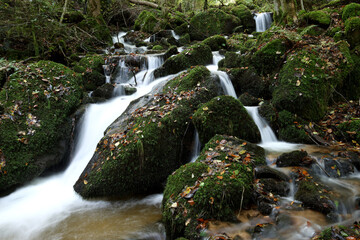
204;0;208;10
88;0;102;22
129;0;159;8
300;0;305;11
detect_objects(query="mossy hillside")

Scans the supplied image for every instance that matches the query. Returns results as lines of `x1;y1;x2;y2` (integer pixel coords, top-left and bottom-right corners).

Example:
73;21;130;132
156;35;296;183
301;25;326;36
0;60;83;192
252;38;288;75
230;4;256;32
202;35;227;51
154;43;212;78
342;3;360;21
336;119;360;143
272;41;353;121
302;10;332;28
345;17;360;47
162;135;265;239
192;95;261;144
73;66;221;198
189;9;240;40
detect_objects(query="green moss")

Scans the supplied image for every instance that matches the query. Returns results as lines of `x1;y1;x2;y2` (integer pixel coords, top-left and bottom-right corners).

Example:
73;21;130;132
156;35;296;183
179;33;191;46
0;60;83;192
345;17;360;47
303;10;331;28
342;3;360;21
154;43;212;78
252;38;287;75
230;4;256;32
189;9;240;40
336;120;360;143
152;45;164;51
301;25;325;36
202;35;227;51
134;10;160;34
192;95;261;144
78;55;105;73
175;23;189;36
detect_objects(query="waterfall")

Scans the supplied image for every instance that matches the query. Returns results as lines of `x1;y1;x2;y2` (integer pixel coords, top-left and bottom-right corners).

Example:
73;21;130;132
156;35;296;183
245;106;277;143
170;30;180;40
190;130;201;163
254;12;273;32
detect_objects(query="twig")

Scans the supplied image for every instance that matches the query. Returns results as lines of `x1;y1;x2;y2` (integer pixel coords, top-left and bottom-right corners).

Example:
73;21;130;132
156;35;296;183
314;158;331;177
238;186;245;218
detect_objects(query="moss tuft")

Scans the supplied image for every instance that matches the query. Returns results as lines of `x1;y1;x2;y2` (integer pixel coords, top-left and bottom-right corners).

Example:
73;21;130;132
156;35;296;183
342;3;360;21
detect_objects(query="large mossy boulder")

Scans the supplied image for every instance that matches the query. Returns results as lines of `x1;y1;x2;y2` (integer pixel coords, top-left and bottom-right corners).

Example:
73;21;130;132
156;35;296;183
342;3;360;21
230;4;256;33
73;66;222;198
73;55;106;91
189;9;240;40
162;134;265;239
302;10;331;28
202;35;228;51
134;10;163;34
272;42;353;121
192;95;261;144
154;43;212;78
345;17;360;47
0;61;83;193
252;38;289;75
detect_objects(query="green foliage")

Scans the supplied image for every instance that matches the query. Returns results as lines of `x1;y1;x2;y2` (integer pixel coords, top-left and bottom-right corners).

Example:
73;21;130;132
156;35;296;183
342;3;360;21
192;95;261;144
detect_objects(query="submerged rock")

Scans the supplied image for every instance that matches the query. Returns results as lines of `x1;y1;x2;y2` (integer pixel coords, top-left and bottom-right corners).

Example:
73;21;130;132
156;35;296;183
0;60;83;193
276;150;313;167
73;66;222;199
192;95;261;144
162;134;265;239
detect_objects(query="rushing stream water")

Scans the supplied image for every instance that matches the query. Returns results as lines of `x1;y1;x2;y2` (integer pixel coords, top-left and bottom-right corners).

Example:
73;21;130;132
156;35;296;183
1;32;360;240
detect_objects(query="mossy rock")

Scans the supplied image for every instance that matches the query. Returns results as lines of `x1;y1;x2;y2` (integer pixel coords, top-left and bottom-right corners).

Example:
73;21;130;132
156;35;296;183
301;25;325;36
342;3;360;21
295;178;336;215
345;17;360;47
336;119;360;143
74;55;105;91
230;4;256;32
272;44;351;121
277;110;311;143
0;61;83;193
73;66;222;198
202;35;227;51
302;10;331;28
192;95;261;144
221;52;244;68
178;33;191;46
154;43;212;78
252;38;288;75
152;45;164;51
134;10;162;34
189;9;240;40
175;23;189;36
162;134;265;239
338;51;360;100
77;55;105;73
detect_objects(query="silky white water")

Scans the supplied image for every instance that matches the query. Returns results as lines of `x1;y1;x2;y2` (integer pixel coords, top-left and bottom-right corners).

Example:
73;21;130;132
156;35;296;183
254;12;273;32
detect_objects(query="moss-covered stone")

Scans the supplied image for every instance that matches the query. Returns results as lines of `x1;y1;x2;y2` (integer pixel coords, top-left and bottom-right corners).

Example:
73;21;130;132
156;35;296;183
152;45;164;51
301;25;326;36
230;4;256;33
73;66;222;198
192;95;261;144
342;3;360;21
252;38;288;75
277;110;311;143
162;134;265;239
178;33;191;46
202;35;227;51
303;10;331;28
336;119;360;143
338;50;360;100
134;10;162;34
175;23;189;36
0;60;83;193
189;9;240;40
73;55;105;91
345;17;360;47
154;43;212;78
272;44;351;121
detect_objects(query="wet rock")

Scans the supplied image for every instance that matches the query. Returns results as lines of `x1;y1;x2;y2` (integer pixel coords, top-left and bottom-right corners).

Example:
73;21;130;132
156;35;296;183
295;178;336;215
276;150;313;167
255;166;290;182
82;71;106;91
239;92;260;106
323;157;355;178
163;46;179;61
124;85;137;95
258;201;274;215
259;178;290;196
192;95;261;144
114;42;124;49
92;83;114;99
162;135;265;239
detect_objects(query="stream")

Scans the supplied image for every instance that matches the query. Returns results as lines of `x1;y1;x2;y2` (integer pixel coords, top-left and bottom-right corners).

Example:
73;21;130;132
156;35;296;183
0;32;359;240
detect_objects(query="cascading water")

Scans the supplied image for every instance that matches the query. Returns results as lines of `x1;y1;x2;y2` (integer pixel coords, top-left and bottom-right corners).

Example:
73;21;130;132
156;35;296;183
190;130;201;163
254;12;273;32
0;33;170;240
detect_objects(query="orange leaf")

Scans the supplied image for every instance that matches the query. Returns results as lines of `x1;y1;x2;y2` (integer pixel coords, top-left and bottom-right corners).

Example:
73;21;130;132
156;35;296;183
188;199;195;206
217;176;223;180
